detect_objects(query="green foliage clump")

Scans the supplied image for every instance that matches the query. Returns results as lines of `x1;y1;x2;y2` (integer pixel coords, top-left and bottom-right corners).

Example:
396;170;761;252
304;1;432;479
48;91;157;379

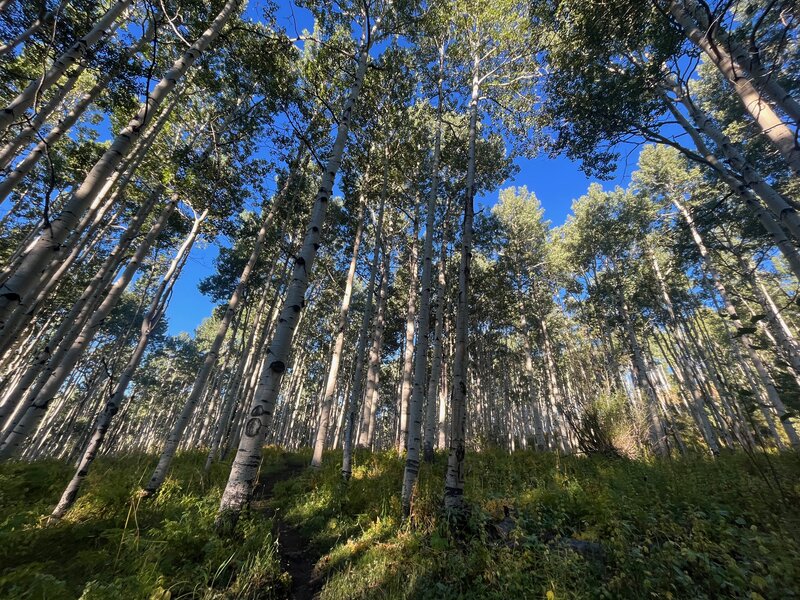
3;449;799;599
270;449;800;600
0;451;287;599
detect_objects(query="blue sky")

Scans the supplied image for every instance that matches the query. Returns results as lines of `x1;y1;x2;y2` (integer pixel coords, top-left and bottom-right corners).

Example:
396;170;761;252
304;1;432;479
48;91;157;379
161;0;640;336
163;152;639;337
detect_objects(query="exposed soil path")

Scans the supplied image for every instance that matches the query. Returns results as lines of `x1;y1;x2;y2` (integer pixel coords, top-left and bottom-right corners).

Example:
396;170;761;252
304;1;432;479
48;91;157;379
253;462;322;600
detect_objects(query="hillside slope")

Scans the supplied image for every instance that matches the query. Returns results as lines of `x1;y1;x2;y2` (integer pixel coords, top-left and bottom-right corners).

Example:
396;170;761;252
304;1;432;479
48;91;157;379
1;449;798;599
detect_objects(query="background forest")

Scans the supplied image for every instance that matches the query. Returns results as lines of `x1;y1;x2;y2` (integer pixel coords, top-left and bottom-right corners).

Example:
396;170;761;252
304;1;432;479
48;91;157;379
0;0;799;598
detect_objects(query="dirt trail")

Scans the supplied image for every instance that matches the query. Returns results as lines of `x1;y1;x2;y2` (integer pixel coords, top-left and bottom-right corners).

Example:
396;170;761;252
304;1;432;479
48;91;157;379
253;463;321;600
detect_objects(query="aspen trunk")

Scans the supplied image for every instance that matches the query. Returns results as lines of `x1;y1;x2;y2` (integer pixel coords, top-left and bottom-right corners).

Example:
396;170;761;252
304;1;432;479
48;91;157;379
669;0;800;124
521;313;546;450
0;0;132;136
0;21;156;205
0;199;178;458
0;63;87;172
145;198;281;493
437;336;450;449
649;250;720;453
216;23;374;530
444;54;480;512
672;196;800;448
661;91;800;282
205;244;285;472
48;209;192;518
311;204;364;468
0;1;67;58
402;57;444;499
357;243;391;452
0;187;161;431
0;0;238;330
423;226;448;461
0;112;174;363
342;183;386;477
732;253;800;377
618;294;669;456
397;203;419;454
668;1;800;175
665;82;800;247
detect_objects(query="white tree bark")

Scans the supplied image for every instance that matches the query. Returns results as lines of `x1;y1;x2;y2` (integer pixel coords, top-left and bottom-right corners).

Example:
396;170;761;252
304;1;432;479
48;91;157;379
0;198;179;458
0;62;87;171
0;186;162;432
670;0;800;123
0;0;132;136
216;20;376;529
145;195;282;494
423;234;448;460
0;20;156;205
618;293;669;456
342;183;386;478
360;243;391;450
311;203;364;468
668;0;800;175
401;59;443;507
444;54;480;512
665;80;800;243
396;203;419;453
0;0;238;332
657;91;800;283
48;207;193;518
672;196;800;448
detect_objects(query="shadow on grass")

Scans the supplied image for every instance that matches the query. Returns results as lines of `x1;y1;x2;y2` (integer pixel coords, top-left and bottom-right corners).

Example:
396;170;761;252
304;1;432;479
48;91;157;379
0;449;291;599
2;448;799;599
265;448;800;600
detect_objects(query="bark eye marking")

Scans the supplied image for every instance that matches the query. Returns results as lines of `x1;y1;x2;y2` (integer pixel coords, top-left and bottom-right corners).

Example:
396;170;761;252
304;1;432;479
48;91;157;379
245;418;262;437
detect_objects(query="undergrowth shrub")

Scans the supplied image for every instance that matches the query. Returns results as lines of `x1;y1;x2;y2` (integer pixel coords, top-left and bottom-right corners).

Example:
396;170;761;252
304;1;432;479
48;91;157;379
0;451;287;599
3;447;799;599
270;449;800;600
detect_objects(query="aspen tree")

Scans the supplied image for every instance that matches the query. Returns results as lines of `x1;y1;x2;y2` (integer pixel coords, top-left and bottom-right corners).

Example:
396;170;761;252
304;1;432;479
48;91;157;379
311;202;364;468
423;227;448;461
0;19;158;205
0;0;240;331
0;197;179;458
0;0;133;136
48;208;205;518
396;201;419;454
402;81;443;505
670;194;800;448
667;0;800;176
342;177;386;478
216;4;389;529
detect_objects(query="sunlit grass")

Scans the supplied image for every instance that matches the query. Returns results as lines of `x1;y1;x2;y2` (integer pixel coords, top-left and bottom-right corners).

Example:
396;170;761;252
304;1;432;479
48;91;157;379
0;451;287;599
270;448;800;599
2;448;798;599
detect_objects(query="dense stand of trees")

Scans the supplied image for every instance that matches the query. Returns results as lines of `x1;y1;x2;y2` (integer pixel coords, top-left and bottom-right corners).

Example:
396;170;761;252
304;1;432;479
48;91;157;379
0;0;798;528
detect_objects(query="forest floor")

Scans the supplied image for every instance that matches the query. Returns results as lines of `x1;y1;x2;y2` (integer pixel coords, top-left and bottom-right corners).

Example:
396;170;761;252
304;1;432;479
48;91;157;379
252;456;320;600
1;447;799;599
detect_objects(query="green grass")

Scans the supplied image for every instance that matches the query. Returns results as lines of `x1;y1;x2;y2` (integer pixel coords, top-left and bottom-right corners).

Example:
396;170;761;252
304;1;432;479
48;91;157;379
2;448;799;599
0;449;291;599
270;449;800;600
